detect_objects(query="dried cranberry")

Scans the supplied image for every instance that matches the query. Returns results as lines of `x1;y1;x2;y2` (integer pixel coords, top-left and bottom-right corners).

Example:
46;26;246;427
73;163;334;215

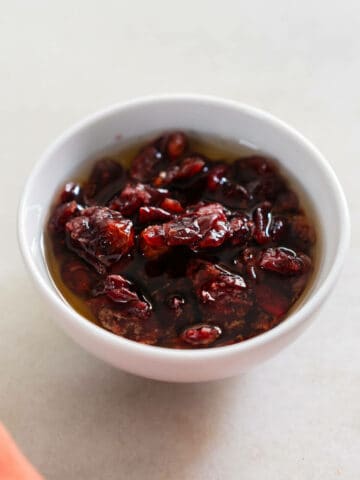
140;225;169;259
60;182;83;204
154;155;205;186
207;164;229;191
234;156;276;182
141;203;228;251
130;146;162;182
255;283;290;317
259;247;311;276
65;207;134;274
49;201;82;234
248;175;285;202
166;132;188;159
193;203;229;249
177;156;205;178
103;274;140;303
206;165;250;209
270;216;287;242
160;197;184;213
84;158;125;204
188;260;253;320
90;295;156;344
138;206;172;224
109;183;168;216
181;324;221;346
228;215;254;246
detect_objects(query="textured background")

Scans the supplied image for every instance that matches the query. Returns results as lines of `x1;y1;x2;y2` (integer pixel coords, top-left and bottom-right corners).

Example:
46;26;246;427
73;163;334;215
1;1;359;478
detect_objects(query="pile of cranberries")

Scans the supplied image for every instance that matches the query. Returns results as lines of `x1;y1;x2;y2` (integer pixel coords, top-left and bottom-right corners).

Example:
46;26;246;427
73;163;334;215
47;131;315;348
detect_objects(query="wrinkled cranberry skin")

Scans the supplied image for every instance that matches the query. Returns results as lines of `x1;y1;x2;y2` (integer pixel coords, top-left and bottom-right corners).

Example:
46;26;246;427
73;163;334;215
228;215;254;246
48;131;315;349
89;294;154;343
166;132;188;159
109;183;168;216
154;155;205;187
65;207;134;274
206;164;250;209
234;156;275;182
188;260;253;321
161;197;184;213
141;203;228;251
181;324;222;346
207;164;229;191
49;201;82;234
138;206;172;224
103;274;139;303
60;182;83;204
255;284;290;317
259;248;311;276
130;146;162;183
84;158;125;204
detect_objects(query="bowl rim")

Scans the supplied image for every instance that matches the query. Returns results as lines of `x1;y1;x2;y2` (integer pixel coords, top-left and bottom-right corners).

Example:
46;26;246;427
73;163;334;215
17;93;351;360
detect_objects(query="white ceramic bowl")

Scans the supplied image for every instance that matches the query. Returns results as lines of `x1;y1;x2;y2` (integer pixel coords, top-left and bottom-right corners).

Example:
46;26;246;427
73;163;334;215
18;95;350;382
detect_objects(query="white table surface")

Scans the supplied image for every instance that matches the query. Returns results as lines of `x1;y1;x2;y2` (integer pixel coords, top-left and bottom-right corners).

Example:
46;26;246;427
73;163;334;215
1;1;359;479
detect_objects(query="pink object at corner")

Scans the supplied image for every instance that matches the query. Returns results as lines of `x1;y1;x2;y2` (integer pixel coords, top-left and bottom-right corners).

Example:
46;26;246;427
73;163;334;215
0;423;43;480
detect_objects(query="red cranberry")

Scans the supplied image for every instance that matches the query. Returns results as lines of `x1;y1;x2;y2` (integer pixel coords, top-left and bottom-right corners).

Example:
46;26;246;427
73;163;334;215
160;197;184;213
84;158;125;203
228;215;254;246
255;283;290;317
177;156;205;178
60;182;83;204
181;324;221;346
154;155;205;186
188;260;253;320
65;206;134;274
103;274;140;303
166;132;188;159
207;164;229;191
248;175;285;202
141;203;228;251
259;247;311;276
206;165;250;209
49;201;82;234
130;146;162;182
109;183;168;216
234;156;276;182
138;206;172;224
270;216;287;242
90;295;155;343
140;224;169;259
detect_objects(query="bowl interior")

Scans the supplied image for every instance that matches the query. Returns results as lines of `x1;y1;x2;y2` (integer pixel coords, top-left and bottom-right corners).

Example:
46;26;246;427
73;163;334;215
19;96;348;352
